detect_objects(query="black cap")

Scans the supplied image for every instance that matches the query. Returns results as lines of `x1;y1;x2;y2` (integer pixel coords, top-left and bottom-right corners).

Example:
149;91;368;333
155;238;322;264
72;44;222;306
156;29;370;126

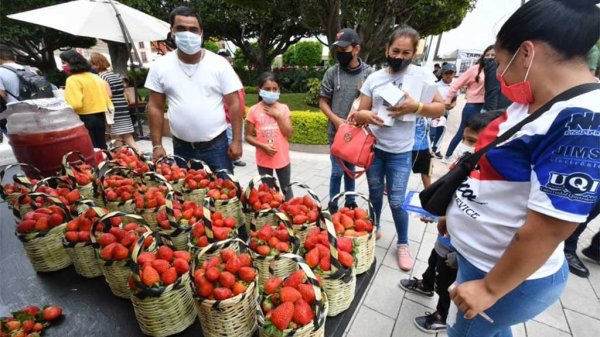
333;28;361;48
442;63;456;74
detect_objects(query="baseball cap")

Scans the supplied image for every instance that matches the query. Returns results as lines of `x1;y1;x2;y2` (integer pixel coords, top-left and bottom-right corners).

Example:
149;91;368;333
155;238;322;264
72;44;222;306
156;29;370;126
332;28;361;48
217;49;229;56
442;63;456;74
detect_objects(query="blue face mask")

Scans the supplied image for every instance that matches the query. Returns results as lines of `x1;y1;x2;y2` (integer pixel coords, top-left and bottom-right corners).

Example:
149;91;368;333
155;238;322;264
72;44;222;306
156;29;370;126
259;89;279;104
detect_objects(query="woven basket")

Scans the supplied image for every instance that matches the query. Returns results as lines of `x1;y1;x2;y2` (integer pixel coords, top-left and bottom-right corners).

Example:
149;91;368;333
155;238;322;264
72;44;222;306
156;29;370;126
61;151;97;200
137;206;164;230
19;223;72;273
106;199;136;213
183;187;208;204
157;191;192;251
99;166;140;213
189;237;240;266
242;174;283;232
257;254;328;337
213;198;244;226
63;203;106;278
330;191;376;275
284;183;323;247
192;238;258;337
0;163;41;204
155;155;187;193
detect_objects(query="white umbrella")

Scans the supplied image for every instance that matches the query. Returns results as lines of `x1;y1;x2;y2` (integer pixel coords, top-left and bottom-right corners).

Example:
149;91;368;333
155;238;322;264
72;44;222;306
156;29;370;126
7;0;169;43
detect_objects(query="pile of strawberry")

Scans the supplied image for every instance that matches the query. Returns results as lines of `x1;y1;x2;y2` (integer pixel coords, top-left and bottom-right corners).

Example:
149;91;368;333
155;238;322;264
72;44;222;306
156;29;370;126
16;206;67;234
182;168;210;191
29;185;81;208
260;270;321;332
110;148;150;174
134;186;168;209
280;196;319;225
155;200;203;230
155;162;187;182
102;176;137;203
192;248;256;300
2;178;38;199
331;207;373;237
96;220;153;261
304;227;355;271
245;183;284;211
130;246;191;289
0;305;62;337
68;162;94;186
64;208;106;244
249;223;293;256
190;212;237;247
206;178;238;201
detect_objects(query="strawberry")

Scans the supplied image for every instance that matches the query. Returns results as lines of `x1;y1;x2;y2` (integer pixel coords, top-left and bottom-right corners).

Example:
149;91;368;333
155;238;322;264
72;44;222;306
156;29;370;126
257;225;273;242
353;208;368;220
151;259;171;274
233;282;247;295
256;245;271;256
297;284;316;305
238;266;256;282
305;248;319;268
337;237;352;253
238;253;252;267
270;302;294;330
283;270;306;288
340;214;354;228
142;265;160;286
33;322;44;332
206;267;221;282
264;277;283;294
225;256;241;273
214;287;233;300
65;231;79;243
22;305;40;316
98;232;117;247
157;246;174;262
293;299;314;325
48;213;64;227
161;267;178;285
22;319;34;333
173;250;191;262
173;258;190;275
280;286;302;303
100;242;116;260
223;218;236;228
293;214;308;225
213;226;232;241
113;243;129;260
137;252;157;265
219;271;236;288
197;279;214;297
42;306;62;321
338;251;354;268
319;255;331;271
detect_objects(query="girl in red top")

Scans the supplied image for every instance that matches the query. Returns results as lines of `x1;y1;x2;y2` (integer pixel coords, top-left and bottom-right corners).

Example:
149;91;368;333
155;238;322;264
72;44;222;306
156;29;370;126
245;72;294;199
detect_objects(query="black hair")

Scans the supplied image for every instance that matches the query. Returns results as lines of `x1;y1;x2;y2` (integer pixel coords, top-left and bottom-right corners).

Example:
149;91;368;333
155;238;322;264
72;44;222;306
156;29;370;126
442;61;448;66
466;109;505;133
497;0;600;59
475;45;494;83
434;63;441;68
256;72;280;101
169;6;201;28
0;45;15;61
59;50;92;74
387;25;420;53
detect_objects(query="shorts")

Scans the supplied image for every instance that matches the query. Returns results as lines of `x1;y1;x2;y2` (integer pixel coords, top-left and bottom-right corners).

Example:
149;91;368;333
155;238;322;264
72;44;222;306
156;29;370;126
411;150;431;175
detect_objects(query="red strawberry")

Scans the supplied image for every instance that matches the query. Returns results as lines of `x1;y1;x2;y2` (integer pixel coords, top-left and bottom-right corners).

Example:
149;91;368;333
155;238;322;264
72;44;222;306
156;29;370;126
48;213;64;227
173;258;190;275
142;265;160;286
270;302;294;330
173;250;191;262
220;248;236;263
100;242;116;260
225;256;241;273
213;227;232;241
65;231;79;243
137;252;157;265
197;279;214;297
337;237;352;253
214;287;233;300
206;267;221;282
280;286;302;303
78;230;90;242
264;277;283;294
283;270;306;288
305;248;319;268
238;253;252;267
319;255;331;271
238;266;256;282
161;267;178;285
42;306;63;321
113;243;129;260
219;271;236;288
98;232;117;247
257;225;273;241
151;259;171;274
257;245;271;256
66;189;80;203
293;299;314;325
233;282;247;295
338;251;354;268
297;284;316;305
157;246;174;262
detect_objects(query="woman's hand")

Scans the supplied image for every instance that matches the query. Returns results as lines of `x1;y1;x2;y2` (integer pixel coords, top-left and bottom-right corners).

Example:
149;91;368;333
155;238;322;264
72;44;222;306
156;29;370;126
450;279;499;319
262;143;278;157
355;109;384;126
387;92;419;118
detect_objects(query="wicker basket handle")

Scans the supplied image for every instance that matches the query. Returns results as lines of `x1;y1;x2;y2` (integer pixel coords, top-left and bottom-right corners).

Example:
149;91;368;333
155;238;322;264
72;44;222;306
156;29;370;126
15;192;71;222
0;163;42;197
330;191;376;225
322;211;354;281
249;209;300;257
156;154;189;169
188;159;213;175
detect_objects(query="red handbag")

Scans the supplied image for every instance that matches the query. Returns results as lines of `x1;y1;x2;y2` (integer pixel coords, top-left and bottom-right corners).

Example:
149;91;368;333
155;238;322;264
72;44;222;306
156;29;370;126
330;122;376;179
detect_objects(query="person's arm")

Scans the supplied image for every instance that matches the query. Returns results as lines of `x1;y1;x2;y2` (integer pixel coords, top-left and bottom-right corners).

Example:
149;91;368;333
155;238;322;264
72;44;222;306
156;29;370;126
64;78;84;111
147;90;167;161
319;69;345;129
354;93;384;126
245;120;276;157
450;211;577;319
445;67;473;105
387;91;445;118
264;104;293;138
104;80;112;99
223;91;242;161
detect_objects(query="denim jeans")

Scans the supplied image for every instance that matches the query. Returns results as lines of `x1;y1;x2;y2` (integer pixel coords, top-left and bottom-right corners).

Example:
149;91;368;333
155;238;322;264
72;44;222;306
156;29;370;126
329;152;356;206
445;103;484;157
447;255;568;337
173;132;233;173
366;148;411;244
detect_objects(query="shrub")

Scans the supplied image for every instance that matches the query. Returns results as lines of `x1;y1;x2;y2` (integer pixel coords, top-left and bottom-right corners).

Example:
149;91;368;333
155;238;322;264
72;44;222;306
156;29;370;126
304;78;321;107
283;41;323;67
127;68;149;88
204;40;220;53
244;86;258;94
289;111;328;145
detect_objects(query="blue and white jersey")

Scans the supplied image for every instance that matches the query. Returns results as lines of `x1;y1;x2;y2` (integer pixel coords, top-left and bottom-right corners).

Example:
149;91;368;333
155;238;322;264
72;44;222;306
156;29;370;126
447;89;600;279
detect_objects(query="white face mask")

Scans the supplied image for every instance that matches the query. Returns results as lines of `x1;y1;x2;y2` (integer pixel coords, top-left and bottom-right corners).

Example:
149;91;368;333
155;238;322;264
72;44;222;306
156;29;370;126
452;142;475;163
174;31;203;55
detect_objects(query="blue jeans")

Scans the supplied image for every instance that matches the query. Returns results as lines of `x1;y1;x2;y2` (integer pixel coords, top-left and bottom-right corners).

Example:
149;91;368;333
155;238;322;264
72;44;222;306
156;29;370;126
329;153;356;205
366;148;411;244
447;255;568;337
445;103;484;157
173;132;234;173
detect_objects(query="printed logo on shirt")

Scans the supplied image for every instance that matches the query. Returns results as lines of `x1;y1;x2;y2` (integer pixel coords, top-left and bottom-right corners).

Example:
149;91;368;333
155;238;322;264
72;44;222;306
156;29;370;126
563;112;600;137
541;171;600;203
551;145;600;169
453;182;487;220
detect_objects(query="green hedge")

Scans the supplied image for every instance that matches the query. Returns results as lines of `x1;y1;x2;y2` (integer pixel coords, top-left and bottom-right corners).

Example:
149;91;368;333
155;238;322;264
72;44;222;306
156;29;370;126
289;111;328;145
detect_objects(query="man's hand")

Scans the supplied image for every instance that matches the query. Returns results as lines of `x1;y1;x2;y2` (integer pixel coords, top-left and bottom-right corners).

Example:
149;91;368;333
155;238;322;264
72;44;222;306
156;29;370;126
332;115;345;130
152;146;167;162
228;140;242;161
262;143;278;157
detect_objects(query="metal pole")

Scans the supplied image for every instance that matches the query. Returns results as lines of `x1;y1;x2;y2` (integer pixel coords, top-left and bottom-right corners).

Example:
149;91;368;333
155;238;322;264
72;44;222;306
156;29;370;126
107;0;143;67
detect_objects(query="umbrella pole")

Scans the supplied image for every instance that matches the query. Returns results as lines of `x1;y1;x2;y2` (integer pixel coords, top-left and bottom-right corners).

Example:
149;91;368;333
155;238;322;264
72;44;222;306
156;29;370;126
108;0;143;67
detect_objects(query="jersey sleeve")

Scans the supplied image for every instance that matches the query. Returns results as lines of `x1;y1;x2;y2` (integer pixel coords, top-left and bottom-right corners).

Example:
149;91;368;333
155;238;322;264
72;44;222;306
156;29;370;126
528;107;600;223
319;68;334;99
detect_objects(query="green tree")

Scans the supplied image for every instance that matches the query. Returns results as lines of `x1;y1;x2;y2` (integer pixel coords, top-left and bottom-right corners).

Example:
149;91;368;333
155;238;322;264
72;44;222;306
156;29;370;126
283;41;322;67
0;0;97;73
203;40;221;53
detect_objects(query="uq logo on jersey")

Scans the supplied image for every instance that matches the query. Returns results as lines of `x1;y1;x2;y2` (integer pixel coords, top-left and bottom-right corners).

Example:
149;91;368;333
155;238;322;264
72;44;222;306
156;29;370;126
541;171;599;203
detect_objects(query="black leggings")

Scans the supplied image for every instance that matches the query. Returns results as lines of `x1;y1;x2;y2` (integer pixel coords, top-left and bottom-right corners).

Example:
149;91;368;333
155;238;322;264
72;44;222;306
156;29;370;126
257;164;293;200
79;113;107;149
421;248;458;321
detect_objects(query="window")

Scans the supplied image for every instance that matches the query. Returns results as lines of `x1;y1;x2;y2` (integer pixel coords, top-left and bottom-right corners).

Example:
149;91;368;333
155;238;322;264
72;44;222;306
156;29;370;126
138;42;144;48
141;52;148;63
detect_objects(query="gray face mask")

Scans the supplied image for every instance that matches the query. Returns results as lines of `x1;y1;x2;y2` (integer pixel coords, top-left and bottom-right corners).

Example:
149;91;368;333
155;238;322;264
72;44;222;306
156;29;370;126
174;31;203;55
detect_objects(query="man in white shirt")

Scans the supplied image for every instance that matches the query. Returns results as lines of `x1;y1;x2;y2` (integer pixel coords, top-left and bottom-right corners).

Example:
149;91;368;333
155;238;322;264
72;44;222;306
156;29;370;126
0;45;24;136
145;6;243;173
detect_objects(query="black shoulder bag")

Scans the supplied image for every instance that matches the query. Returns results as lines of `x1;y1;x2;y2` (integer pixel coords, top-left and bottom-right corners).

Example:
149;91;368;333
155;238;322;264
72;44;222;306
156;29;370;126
419;82;600;216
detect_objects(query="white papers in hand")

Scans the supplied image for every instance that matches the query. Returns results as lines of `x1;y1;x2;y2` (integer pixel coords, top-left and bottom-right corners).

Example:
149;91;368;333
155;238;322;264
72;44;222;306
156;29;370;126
378;83;405;126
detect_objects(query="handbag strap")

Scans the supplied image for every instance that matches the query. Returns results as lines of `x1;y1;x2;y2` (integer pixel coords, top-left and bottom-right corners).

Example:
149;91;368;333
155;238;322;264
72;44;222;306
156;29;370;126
466;82;600;166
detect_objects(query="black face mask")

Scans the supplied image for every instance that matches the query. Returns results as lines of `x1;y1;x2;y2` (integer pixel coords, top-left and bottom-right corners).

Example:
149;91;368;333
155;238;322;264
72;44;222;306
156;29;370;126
336;51;354;68
483;57;496;68
387;56;411;72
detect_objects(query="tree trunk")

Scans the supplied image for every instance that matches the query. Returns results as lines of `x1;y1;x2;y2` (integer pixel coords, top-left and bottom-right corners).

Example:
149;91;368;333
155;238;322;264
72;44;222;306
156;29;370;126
106;40;130;77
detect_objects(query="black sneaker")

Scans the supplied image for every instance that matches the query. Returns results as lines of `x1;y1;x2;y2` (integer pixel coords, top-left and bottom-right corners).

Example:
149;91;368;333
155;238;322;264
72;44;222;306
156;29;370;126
414;311;446;333
399;277;434;297
344;201;358;209
582;246;600;264
433;151;443;159
233;160;246;167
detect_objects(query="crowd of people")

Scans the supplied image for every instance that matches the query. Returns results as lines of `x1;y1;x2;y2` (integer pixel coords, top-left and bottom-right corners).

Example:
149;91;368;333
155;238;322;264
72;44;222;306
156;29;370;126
1;0;599;336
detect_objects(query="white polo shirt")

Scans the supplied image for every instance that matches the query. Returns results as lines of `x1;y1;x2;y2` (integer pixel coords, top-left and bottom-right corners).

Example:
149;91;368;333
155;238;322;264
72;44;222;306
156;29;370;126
145;50;243;142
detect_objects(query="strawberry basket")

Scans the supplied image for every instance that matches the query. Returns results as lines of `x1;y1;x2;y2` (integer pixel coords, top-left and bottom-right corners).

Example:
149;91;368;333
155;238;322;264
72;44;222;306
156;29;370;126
304;214;356;316
242;175;284;232
99;166;139;213
208;170;244;227
62;200;107;278
155;191;199;251
182;159;213;204
281;183;323;247
153;155;188;192
61;151;96;200
129;234;197;337
257;254;328;337
91;211;156;299
330;192;376;274
0;163;42;212
15;193;72;273
191;238;259;337
108;145;152;175
135;172;173;230
248;209;300;286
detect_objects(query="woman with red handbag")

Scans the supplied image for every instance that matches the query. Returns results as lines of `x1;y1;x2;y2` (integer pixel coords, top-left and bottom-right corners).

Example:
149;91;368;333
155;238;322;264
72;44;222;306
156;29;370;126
353;25;445;271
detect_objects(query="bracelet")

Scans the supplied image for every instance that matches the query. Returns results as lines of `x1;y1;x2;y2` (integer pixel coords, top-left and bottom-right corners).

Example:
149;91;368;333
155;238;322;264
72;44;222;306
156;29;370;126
415;102;424;115
152;145;163;150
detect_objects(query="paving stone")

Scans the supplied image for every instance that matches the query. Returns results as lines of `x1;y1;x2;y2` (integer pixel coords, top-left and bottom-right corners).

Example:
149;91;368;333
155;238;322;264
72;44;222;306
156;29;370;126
512;323;527;337
408;216;427;243
391;299;435;337
347;305;395;337
564;309;600;337
561;272;600;318
375;220;396;250
403;259;439;309
416;232;438;263
363;265;408;319
526;320;572;337
533;300;570;332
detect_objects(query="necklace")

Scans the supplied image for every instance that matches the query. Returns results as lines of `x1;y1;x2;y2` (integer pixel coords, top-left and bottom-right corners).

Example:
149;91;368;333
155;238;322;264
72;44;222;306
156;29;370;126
177;51;203;79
